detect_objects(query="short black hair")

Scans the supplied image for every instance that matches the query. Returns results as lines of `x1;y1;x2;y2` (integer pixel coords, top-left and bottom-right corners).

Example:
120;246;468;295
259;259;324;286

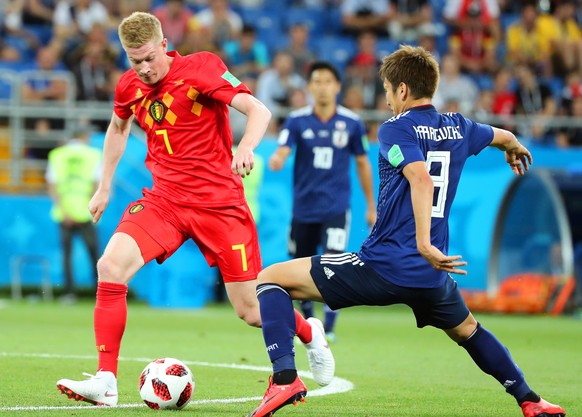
306;61;341;82
242;24;256;35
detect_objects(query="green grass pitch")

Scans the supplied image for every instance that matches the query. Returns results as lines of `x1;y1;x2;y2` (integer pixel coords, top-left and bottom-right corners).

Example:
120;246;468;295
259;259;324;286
0;299;579;416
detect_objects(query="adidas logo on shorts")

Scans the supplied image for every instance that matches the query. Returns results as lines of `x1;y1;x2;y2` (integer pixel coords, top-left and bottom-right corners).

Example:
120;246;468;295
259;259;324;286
324;267;335;279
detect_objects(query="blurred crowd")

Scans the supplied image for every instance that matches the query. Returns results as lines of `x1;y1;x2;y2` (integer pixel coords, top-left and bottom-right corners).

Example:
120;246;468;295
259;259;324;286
2;0;582;154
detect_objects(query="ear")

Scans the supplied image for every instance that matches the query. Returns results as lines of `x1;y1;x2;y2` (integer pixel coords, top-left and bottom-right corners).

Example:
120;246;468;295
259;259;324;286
399;82;408;99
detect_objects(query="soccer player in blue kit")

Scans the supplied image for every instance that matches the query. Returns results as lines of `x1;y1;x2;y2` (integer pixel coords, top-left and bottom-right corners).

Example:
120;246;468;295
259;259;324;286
247;46;566;417
269;61;376;343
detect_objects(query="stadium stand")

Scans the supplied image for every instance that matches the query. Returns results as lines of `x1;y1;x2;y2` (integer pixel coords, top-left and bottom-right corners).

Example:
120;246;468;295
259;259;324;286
1;0;582;194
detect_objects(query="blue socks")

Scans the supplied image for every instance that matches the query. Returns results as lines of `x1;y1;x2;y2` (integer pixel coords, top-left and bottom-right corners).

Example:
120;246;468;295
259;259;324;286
257;284;297;375
460;323;533;402
323;304;338;334
301;301;339;334
299;300;314;319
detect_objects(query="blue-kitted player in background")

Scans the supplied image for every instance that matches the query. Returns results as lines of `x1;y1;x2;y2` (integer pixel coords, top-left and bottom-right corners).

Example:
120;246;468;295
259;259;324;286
248;46;566;417
269;61;376;343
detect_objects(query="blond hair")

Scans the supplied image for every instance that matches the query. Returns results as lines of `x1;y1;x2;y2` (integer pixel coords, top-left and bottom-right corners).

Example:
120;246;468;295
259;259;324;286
378;45;440;99
118;12;164;49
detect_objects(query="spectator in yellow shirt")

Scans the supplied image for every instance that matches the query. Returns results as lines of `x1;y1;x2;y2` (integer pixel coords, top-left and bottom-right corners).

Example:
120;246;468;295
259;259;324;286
543;0;582;76
505;1;559;76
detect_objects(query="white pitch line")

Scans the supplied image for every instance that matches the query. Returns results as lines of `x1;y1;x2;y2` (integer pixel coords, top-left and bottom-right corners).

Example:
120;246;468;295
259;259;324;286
0;352;354;412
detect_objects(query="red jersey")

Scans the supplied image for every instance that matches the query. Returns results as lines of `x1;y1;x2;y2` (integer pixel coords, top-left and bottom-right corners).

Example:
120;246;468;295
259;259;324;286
114;51;251;207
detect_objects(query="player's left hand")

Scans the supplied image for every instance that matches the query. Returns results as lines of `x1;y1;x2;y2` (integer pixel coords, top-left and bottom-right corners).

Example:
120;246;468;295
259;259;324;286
232;145;254;178
419;244;467;275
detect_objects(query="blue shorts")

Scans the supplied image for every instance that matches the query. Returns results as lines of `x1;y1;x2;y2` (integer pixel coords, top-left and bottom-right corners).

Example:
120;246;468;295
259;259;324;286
310;252;470;329
289;210;350;258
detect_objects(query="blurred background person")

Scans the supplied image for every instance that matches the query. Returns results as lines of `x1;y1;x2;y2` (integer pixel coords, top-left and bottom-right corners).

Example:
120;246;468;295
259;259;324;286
492;66;517;118
182;13;221;55
544;0;582;77
3;0;44;55
555;95;582;147
343;30;384;110
0;19;24;62
64;23;123;103
490;66;518;130
195;0;243;47
559;70;582;115
447;1;498;75
21;44;71;158
432;52;480;114
388;0;436;43
52;0;110;50
223;23;269;79
340;0;391;37
417;28;441;63
21;0;57;27
152;0;193;50
269;61;376;342
505;1;557;76
473;88;495;119
513;64;559;144
443;0;501;43
105;0;152;26
341;83;366;112
45;125;101;303
280;22;316;78
255;50;306;120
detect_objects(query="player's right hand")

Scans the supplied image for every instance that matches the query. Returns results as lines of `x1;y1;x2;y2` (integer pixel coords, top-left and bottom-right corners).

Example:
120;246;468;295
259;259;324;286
268;154;284;171
232;145;254;178
88;188;110;224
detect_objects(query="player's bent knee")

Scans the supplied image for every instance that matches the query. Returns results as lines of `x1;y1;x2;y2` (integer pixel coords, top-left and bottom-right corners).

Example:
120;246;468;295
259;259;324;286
257;264;282;285
445;314;478;343
256;268;271;285
96;256;128;284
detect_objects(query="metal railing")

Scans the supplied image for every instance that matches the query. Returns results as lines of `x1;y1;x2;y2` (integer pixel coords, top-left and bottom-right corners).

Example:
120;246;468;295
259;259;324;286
0;69;79;190
2;69;582;192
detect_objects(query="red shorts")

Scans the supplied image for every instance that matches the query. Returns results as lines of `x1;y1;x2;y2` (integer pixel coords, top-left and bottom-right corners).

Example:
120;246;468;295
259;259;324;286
115;193;261;283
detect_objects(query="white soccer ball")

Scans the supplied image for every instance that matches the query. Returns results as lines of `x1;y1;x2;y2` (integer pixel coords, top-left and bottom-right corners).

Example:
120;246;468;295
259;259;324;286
138;358;194;410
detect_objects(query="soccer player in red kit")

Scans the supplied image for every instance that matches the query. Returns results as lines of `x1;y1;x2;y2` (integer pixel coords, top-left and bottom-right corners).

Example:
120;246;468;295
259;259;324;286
56;11;334;407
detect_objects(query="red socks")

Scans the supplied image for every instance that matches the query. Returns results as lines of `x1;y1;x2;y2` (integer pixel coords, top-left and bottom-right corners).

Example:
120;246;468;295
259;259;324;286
93;286;310;375
294;309;312;344
94;282;128;376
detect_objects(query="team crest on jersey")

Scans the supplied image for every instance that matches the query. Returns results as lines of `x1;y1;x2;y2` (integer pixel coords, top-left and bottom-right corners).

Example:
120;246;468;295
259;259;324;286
129;203;144;214
332;130;349;148
149;99;165;124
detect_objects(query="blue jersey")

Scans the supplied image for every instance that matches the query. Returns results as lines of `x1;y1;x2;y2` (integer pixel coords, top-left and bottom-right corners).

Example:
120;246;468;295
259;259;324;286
278;105;368;222
359;105;493;288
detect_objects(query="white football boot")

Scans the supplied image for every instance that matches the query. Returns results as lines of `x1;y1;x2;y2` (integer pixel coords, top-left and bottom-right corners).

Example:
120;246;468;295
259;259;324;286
57;370;118;406
304;317;335;386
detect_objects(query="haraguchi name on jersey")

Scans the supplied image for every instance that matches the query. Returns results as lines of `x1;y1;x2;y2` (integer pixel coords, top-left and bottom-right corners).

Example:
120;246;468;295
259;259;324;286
413;125;464;141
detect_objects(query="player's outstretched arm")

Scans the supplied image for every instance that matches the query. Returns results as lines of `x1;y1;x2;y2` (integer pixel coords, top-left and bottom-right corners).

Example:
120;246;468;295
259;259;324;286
230;93;271;177
88;113;132;223
489;127;533;176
